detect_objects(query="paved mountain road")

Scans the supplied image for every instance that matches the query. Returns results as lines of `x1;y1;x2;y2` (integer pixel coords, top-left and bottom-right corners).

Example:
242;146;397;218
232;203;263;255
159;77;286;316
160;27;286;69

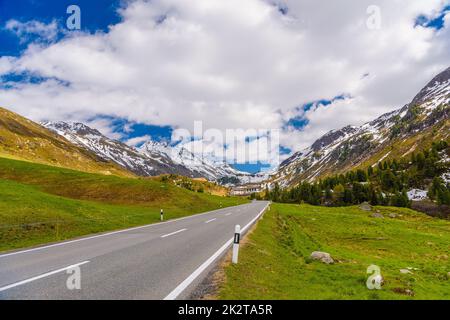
0;201;269;300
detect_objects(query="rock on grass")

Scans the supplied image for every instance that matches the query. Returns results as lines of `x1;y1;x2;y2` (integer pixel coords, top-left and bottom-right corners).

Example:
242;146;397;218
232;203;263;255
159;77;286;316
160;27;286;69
310;251;334;264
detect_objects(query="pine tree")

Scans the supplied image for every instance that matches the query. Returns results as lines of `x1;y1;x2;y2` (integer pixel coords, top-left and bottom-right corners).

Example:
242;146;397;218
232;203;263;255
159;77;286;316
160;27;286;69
272;183;281;202
416;152;425;170
367;166;374;177
369;188;379;206
325;187;333;203
391;191;410;208
356;169;367;182
343;188;354;204
437;189;450;205
332;184;345;206
264;186;270;200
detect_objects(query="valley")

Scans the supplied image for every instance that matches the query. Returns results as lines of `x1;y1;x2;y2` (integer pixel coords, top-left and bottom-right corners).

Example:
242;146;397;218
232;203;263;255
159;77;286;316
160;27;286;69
0;66;448;301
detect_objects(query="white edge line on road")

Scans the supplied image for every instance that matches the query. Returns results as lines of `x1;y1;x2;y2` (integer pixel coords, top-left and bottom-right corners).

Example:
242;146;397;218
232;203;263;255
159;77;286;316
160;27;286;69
205;218;216;224
0;260;90;292
225;212;232;216
163;202;269;300
0;203;252;259
161;228;187;238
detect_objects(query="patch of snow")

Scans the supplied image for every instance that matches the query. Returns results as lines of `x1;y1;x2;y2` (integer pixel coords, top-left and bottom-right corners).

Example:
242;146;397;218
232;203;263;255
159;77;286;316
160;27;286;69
441;172;450;185
372;151;391;167
407;189;428;201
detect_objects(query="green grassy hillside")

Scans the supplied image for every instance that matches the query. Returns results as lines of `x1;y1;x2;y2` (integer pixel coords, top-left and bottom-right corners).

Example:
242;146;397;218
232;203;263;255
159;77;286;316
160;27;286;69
0;107;131;177
219;203;450;300
0;157;247;252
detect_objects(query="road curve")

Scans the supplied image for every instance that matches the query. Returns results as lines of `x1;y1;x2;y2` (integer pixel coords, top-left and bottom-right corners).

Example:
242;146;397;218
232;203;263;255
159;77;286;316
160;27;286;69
0;200;269;300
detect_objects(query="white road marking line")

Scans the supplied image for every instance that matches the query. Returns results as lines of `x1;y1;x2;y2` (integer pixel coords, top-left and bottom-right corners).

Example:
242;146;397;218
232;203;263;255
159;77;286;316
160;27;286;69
163;202;269;300
161;228;187;238
0;203;250;259
205;218;216;224
0;261;90;292
225;212;233;216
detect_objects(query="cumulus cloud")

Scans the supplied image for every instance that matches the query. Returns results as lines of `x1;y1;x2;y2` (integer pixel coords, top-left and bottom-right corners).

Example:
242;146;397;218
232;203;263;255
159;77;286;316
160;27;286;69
125;134;152;146
0;56;15;75
5;19;59;43
0;0;449;167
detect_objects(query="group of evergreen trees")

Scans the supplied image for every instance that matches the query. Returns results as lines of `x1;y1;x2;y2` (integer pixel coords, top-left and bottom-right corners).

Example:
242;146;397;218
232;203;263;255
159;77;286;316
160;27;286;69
261;141;450;208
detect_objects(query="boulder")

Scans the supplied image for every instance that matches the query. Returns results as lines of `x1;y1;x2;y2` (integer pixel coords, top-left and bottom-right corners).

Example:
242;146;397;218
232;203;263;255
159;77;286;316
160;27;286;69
405;289;414;296
371;212;384;218
400;269;412;274
310;251;334;264
388;213;398;218
359;202;372;211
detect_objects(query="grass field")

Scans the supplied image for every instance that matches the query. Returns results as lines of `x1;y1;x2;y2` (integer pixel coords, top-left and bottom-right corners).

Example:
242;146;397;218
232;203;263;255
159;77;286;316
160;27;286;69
219;203;450;300
0;157;247;252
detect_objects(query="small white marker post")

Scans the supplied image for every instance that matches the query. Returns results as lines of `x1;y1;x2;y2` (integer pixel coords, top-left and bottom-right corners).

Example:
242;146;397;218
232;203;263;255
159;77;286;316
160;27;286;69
232;225;240;264
160;209;164;221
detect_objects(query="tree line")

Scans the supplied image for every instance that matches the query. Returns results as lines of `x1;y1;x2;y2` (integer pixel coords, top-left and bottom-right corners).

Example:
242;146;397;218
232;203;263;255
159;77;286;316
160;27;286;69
257;141;450;207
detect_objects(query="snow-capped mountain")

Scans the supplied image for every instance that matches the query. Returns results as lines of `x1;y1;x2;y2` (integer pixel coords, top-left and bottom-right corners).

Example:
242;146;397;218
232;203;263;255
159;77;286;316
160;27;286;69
42;121;256;183
42;67;448;186
41;121;197;177
139;140;245;181
272;66;450;187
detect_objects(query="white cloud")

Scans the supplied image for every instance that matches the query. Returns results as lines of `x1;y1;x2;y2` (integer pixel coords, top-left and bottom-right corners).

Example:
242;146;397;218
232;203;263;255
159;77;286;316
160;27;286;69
0;0;449;167
85;117;124;140
125;134;152;146
5;19;59;43
0;56;15;75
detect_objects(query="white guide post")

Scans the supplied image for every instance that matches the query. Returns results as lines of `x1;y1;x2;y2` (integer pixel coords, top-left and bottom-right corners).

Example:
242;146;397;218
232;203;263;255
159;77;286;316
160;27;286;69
232;224;241;264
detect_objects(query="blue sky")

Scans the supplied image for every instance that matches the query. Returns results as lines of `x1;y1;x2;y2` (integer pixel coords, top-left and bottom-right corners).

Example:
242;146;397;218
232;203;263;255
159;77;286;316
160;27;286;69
415;5;450;30
0;0;312;173
0;0;291;173
0;0;121;55
1;0;449;174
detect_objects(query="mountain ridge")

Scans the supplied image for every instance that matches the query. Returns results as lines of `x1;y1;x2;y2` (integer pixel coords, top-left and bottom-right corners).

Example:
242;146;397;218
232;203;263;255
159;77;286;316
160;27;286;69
42;120;260;183
0;107;132;177
272;66;450;187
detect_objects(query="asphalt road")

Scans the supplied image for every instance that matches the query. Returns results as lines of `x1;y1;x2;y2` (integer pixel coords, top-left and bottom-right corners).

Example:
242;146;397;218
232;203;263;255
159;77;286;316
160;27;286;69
0;200;269;300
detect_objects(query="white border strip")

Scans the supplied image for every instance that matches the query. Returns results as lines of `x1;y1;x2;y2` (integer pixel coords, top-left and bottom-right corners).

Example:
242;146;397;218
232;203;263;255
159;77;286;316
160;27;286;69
161;228;187;238
0;261;90;292
163;202;269;300
0;203;249;259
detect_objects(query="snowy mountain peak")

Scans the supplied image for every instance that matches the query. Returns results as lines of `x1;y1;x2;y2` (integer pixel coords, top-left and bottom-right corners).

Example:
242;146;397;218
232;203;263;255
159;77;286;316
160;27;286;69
42;121;256;183
139;139;171;157
412;67;450;106
311;125;359;152
41;121;102;137
272;66;450;187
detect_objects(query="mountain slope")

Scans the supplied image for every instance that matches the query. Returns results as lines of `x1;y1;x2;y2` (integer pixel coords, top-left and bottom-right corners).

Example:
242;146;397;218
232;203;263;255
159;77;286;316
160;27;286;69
42;121;201;177
273;67;450;187
0;107;130;177
43;121;256;182
140;141;251;182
